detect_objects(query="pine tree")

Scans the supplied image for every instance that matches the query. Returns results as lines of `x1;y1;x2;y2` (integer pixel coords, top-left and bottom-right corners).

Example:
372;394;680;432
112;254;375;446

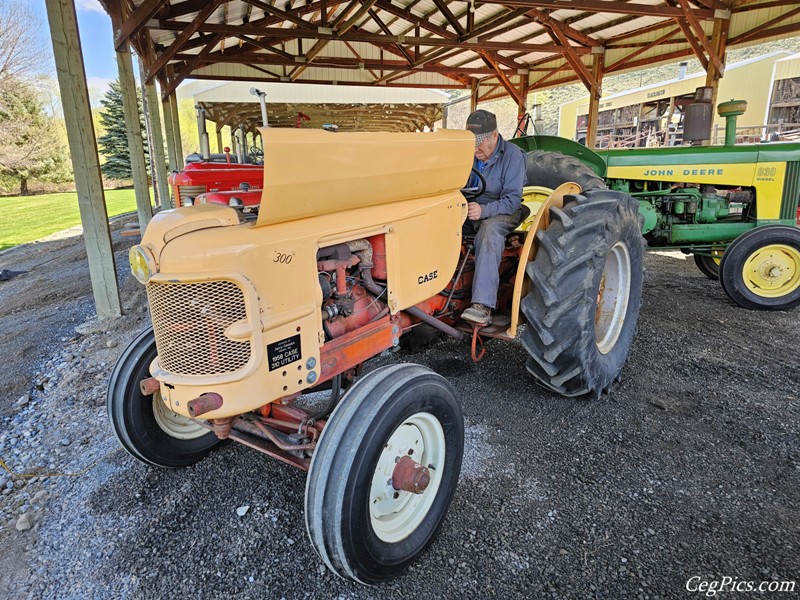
0;79;69;195
97;79;149;180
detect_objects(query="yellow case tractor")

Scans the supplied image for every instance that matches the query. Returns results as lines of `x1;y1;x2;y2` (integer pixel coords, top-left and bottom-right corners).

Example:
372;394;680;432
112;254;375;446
108;129;644;584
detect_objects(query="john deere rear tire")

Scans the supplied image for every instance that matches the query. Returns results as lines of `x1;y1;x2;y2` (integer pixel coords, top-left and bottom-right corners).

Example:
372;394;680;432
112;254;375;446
524;150;606;191
719;225;800;310
520;189;645;397
305;364;463;584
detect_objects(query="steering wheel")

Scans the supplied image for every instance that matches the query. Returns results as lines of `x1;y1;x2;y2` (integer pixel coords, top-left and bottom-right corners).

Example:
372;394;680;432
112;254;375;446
461;167;486;200
249;146;264;164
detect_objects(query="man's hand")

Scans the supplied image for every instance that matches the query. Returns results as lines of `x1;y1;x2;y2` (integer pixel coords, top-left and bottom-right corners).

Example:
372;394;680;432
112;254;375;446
467;202;482;220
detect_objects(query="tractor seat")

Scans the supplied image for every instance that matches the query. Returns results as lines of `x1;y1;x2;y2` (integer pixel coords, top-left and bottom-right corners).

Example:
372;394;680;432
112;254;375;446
462;203;532;249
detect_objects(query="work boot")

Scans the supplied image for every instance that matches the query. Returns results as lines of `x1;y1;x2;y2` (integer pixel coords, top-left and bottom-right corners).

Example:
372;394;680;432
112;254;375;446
461;303;492;326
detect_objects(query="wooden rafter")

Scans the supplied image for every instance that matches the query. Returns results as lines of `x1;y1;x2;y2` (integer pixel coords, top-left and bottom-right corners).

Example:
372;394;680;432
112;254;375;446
245;0;318;30
544;26;597;93
146;0;223;82
673;18;710;71
163;34;223;98
475;0;715;19
432;0;465;36
368;8;414;64
289;0;379;80
98;0;800;111
525;8;602;47
479;51;523;105
675;0;725;74
113;0;167;51
157;22;594;54
605;27;680;72
728;5;800;45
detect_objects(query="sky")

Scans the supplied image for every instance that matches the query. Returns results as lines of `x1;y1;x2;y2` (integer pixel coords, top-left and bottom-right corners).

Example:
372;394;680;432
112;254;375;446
31;0;119;102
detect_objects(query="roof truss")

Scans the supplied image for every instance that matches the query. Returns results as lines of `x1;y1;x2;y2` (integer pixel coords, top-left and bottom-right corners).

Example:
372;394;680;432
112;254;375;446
101;0;800;104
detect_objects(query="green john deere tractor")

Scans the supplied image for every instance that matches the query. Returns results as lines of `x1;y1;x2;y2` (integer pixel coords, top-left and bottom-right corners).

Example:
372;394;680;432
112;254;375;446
512;102;800;311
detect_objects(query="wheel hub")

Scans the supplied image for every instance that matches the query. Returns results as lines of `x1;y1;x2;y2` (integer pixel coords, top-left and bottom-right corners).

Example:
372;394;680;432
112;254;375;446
369;412;445;543
152;392;209;440
742;244;800;297
595;241;632;354
392;456;431;494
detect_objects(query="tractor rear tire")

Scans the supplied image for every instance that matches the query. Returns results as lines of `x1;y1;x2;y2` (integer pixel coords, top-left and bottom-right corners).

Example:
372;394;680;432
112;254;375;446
719;225;800;310
524;150;606;191
520;189;645;398
305;364;463;584
107;328;221;468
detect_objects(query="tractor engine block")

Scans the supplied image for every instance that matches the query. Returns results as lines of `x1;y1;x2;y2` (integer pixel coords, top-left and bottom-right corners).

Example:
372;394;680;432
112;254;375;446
317;238;388;340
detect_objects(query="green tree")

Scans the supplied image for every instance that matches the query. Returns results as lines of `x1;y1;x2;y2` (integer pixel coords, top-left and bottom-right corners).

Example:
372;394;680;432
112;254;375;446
97;79;149;180
0;80;69;195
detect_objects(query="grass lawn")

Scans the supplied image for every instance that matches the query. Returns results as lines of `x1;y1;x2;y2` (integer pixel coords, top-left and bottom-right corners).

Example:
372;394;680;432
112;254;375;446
0;189;147;252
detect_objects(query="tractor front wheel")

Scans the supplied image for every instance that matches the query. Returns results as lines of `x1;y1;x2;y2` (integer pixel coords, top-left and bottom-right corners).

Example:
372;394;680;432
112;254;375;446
107;328;221;468
693;248;723;280
520;189;645;397
719;225;800;310
305;364;463;584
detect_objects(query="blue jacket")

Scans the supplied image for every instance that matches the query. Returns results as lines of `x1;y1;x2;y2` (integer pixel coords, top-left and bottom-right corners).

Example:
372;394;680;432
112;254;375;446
470;135;526;218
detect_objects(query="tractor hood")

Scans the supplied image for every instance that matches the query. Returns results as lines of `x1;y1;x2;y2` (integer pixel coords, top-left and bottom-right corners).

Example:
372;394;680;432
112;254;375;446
255;128;474;227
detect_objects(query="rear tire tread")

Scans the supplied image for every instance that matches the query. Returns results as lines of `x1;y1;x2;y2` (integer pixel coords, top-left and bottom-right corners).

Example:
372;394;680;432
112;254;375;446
520;190;645;397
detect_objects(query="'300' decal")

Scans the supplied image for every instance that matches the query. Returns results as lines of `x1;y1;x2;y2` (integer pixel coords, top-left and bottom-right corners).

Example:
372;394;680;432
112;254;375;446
274;251;294;264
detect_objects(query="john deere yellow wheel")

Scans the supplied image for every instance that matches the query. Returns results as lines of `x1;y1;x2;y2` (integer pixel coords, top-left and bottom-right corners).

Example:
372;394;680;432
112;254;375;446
719;225;800;310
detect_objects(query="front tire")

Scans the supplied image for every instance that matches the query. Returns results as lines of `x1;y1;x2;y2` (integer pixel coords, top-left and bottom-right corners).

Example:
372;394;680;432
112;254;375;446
719;225;800;310
693;248;723;280
520;190;645;397
107;328;220;468
305;364;463;584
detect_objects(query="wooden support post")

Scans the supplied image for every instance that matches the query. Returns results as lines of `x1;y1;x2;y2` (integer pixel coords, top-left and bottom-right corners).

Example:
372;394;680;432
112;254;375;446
585;51;604;148
143;79;170;211
470;78;478;113
217;129;224;153
518;74;529;121
138;61;159;208
169;93;184;169
44;0;122;318
705;18;729;115
116;48;152;231
161;94;178;173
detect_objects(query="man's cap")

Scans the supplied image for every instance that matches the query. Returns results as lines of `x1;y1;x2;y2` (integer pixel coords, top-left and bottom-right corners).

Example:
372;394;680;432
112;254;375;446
466;109;497;145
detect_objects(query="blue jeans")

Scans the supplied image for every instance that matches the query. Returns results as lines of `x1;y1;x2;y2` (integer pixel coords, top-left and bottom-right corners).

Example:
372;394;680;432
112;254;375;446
463;209;523;308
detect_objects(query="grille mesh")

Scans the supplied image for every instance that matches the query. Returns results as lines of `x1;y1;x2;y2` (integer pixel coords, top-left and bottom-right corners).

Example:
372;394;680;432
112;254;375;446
177;185;206;207
147;280;251;376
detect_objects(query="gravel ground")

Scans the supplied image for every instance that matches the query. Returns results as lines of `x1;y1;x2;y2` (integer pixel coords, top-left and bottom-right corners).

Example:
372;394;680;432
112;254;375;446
0;221;798;599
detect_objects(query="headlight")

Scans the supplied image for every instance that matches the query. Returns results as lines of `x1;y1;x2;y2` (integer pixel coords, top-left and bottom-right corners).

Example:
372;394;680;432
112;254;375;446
182;196;195;206
228;197;244;208
129;245;156;284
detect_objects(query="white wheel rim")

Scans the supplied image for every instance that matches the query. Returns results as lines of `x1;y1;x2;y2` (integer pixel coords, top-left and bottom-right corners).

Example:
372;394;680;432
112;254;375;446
369;412;445;543
595;241;632;355
152;393;209;440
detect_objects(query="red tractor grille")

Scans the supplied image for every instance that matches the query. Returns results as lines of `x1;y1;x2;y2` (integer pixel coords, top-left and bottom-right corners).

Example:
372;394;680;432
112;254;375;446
177;185;206;208
146;280;251;376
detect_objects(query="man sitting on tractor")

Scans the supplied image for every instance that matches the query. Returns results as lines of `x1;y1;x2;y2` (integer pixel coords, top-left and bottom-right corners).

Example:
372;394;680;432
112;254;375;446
461;109;527;326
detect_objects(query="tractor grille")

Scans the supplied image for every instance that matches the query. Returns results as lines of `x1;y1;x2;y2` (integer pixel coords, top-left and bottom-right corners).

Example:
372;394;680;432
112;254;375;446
146;280;251;376
177;185;206;208
781;162;800;221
